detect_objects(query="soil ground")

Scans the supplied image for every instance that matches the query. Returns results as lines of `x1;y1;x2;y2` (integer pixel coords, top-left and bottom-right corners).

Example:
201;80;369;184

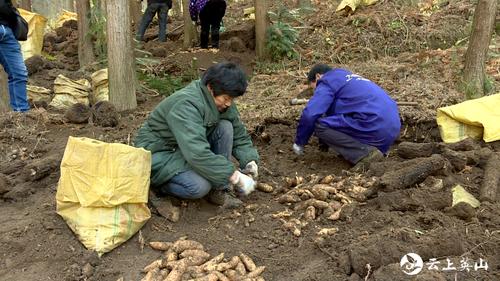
1;1;500;281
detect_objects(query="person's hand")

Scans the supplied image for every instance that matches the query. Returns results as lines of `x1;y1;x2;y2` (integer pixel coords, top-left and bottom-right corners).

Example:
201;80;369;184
242;160;258;179
293;143;304;155
229;171;255;196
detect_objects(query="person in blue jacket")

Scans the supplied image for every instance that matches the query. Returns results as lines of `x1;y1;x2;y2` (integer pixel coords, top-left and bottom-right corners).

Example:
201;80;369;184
293;64;401;171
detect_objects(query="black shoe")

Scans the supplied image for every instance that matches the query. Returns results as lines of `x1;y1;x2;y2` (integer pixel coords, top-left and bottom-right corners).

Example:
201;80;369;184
351;149;384;173
207;189;242;209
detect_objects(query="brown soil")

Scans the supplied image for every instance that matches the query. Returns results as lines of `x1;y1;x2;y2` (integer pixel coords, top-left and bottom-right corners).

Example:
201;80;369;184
1;1;499;281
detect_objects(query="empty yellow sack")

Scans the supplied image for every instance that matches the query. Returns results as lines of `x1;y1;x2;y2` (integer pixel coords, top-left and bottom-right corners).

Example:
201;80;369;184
50;74;91;109
437;93;500;143
56;137;152;256
55;10;77;28
27;85;52;103
19;9;47;60
336;0;378;13
90;68;109;104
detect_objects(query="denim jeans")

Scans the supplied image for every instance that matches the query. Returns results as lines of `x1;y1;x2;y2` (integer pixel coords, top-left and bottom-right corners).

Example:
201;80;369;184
159;120;233;199
0;25;29;112
315;122;376;164
136;3;169;42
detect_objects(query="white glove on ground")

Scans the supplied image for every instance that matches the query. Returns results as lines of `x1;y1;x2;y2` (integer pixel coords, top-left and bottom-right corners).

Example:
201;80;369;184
293;143;304;155
229;170;256;196
242;160;258;179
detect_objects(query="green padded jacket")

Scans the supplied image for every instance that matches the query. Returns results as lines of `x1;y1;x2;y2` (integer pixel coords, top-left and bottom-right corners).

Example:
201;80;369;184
134;80;259;187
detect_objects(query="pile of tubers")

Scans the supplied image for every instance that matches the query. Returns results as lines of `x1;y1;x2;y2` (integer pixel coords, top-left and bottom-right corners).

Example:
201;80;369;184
274;174;377;236
141;239;266;281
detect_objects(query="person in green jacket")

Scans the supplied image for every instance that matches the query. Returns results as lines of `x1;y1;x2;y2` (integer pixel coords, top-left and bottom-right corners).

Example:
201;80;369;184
135;62;259;208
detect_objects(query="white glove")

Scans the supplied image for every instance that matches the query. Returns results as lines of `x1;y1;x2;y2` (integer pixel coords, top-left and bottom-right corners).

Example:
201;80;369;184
229;170;255;196
293;143;304;155
242;160;258;179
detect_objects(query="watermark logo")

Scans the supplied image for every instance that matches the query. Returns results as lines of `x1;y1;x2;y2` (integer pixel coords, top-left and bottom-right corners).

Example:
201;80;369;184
400;253;489;276
400;253;424;275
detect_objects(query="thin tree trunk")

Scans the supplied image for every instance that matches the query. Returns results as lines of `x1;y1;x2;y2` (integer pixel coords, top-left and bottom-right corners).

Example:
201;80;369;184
0;68;9;112
130;0;142;28
19;0;31;10
255;0;268;59
76;0;95;69
182;0;196;49
64;0;75;11
106;0;137;111
463;0;496;99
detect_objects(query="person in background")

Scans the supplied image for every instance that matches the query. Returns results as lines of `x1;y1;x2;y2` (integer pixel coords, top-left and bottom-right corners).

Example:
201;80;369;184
0;0;29;112
293;64;401;171
135;62;259;208
136;0;172;42
189;0;226;49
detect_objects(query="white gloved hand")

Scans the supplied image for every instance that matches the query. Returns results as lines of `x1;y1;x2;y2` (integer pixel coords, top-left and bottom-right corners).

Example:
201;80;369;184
293;143;304;155
242;160;258;179
229;170;256;196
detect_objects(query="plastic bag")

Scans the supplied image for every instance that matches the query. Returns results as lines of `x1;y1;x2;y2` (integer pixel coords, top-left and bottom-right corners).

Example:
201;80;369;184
56;137;152;255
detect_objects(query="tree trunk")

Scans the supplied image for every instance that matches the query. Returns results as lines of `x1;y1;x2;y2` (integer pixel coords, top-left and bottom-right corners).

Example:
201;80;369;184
19;0;31;10
182;0;196;49
106;0;137;111
129;0;142;28
62;0;74;11
255;0;269;59
463;0;496;99
76;0;95;69
0;67;9;112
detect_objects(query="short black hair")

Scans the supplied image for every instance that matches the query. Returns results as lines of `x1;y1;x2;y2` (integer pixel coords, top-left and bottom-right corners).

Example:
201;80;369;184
201;62;248;97
307;64;332;83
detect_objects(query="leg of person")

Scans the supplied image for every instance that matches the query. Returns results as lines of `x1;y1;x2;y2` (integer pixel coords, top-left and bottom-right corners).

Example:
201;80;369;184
157;4;169;42
206;119;242;208
199;6;210;48
0;25;29;112
209;1;226;48
136;3;159;41
160;170;212;199
207;119;233;160
314;122;382;166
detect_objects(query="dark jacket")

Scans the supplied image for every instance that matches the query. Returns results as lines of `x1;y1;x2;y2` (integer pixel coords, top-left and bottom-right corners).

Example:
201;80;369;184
134;80;259;187
147;0;172;7
0;0;15;27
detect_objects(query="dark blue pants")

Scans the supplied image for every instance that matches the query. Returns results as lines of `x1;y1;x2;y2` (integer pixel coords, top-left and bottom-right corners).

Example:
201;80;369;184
315;122;376;164
159;120;233;199
136;3;169;42
199;0;226;48
0;25;29;112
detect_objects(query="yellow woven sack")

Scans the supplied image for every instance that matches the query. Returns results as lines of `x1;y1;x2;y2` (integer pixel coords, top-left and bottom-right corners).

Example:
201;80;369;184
336;0;378;13
19;9;47;60
437;93;500;143
55;10;77;28
27;85;52;103
50;74;91;109
56;137;152;256
90;68;109;104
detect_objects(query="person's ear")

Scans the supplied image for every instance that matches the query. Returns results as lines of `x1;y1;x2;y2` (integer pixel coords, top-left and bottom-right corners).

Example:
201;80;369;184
316;73;321;81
